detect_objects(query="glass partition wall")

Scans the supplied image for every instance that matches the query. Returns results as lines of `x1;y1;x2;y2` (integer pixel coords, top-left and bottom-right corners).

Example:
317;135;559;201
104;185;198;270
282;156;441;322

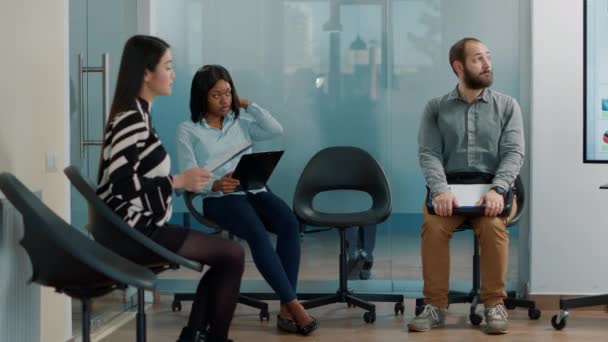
147;0;529;305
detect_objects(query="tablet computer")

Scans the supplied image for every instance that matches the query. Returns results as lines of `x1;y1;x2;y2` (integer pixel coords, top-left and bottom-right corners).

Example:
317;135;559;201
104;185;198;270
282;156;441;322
232;150;284;191
426;184;513;217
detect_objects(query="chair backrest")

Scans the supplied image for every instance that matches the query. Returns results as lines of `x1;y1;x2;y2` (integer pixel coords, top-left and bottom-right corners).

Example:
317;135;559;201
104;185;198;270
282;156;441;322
64;166;202;271
509;175;526;226
0;172;155;293
293;146;391;225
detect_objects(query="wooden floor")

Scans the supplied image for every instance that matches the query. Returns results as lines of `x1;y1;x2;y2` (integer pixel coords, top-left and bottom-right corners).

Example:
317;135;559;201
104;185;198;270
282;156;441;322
81;215;604;341
102;296;608;341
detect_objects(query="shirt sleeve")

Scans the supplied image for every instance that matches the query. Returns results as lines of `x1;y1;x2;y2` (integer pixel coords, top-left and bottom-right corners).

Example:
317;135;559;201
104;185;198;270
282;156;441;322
492;97;525;190
417;99;450;197
242;102;283;141
175;122;217;195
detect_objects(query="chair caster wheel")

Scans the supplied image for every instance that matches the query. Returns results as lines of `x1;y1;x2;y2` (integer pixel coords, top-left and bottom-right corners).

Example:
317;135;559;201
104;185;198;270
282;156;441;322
259;309;270;322
171;300;182;312
469;313;483;326
528;307;541;320
363;311;376;323
394;302;404;315
551;312;568;330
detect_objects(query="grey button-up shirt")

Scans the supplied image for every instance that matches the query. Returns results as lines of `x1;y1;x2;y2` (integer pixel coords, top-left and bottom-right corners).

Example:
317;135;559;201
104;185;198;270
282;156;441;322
418;87;525;197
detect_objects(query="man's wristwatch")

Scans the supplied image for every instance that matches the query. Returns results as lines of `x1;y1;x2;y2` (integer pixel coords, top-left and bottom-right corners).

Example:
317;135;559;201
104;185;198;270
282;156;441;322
491;185;506;196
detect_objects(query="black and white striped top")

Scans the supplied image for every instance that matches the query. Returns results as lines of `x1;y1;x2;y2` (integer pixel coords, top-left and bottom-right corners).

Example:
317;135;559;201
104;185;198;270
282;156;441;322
97;98;173;234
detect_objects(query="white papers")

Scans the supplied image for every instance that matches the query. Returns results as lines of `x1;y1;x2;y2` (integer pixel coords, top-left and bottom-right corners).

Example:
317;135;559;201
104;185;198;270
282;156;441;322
449;184;492;207
205;142;252;172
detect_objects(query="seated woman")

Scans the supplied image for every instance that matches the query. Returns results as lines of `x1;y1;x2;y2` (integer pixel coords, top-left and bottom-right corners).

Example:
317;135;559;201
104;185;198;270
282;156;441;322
97;36;244;342
176;65;319;335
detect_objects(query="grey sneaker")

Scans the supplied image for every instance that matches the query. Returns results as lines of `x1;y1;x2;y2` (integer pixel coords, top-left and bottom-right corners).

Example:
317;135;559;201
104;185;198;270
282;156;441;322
407;304;446;332
484;304;509;334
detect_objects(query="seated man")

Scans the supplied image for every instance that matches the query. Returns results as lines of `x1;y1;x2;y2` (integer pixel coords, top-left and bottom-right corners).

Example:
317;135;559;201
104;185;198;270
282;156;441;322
408;37;525;335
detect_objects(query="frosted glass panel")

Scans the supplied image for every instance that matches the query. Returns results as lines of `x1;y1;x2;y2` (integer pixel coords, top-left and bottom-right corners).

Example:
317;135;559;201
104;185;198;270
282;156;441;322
151;0;528;287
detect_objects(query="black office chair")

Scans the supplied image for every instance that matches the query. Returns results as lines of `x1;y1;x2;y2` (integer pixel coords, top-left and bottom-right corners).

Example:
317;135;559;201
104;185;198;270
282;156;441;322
415;174;541;326
0;172;156;342
63;166;204;339
292;146;405;324
183;191;271;321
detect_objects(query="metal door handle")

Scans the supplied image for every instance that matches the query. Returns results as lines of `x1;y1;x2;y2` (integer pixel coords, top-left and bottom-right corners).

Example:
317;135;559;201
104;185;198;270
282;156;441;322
78;53;109;158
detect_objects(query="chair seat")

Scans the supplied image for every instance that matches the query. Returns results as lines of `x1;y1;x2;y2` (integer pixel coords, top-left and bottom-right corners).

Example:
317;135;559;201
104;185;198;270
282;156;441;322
297;209;388;228
62;282;124;299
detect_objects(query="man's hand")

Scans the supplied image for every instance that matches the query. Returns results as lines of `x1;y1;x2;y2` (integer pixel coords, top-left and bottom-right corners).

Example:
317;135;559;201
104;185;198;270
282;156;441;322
212;171;240;193
477;189;505;217
432;191;460;216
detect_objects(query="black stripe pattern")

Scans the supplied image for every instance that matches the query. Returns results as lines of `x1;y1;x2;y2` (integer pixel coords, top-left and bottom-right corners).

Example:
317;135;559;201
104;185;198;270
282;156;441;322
97;98;173;234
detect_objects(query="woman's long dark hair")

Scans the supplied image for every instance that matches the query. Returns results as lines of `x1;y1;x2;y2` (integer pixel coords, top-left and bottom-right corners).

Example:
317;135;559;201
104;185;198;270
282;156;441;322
190;65;240;123
98;35;170;183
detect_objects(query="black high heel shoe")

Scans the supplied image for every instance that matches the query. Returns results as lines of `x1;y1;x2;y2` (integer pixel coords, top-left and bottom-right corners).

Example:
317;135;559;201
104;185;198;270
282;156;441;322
277;315;320;335
297;316;320;335
176;326;206;342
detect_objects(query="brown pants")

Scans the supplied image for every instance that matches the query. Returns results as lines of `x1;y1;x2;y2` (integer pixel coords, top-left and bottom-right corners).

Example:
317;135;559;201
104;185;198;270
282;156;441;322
421;198;517;308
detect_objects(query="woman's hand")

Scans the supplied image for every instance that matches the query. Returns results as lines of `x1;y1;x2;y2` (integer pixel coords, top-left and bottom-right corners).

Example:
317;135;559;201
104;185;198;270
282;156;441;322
212;171;240;193
238;96;251;109
173;167;212;192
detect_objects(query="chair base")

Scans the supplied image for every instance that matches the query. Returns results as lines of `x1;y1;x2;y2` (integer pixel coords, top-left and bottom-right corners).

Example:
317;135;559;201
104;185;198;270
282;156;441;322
299;227;405;323
551;293;608;330
415;290;541;326
172;293;271;321
300;290;405;323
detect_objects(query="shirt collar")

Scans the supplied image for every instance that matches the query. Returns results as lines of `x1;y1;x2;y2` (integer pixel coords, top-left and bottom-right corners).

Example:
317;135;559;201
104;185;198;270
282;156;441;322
200;112;235;129
136;97;150;113
447;85;491;103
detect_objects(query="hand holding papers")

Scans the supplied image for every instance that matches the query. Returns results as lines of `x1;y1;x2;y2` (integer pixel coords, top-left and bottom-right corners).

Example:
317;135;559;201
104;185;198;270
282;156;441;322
448;184;492;207
426;183;512;217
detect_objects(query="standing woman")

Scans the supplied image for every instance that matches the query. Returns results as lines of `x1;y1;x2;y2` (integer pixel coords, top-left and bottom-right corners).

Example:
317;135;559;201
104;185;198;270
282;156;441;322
176;65;319;335
97;36;244;342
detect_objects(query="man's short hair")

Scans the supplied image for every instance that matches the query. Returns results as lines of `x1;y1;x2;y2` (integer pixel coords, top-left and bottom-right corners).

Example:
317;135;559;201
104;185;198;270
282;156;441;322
449;37;482;75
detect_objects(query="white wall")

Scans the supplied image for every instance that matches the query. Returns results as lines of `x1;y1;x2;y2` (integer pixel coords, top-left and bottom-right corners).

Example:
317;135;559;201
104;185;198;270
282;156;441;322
0;0;72;341
531;0;608;294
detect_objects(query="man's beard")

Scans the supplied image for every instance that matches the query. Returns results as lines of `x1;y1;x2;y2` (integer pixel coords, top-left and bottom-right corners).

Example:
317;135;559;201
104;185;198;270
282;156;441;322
463;68;493;89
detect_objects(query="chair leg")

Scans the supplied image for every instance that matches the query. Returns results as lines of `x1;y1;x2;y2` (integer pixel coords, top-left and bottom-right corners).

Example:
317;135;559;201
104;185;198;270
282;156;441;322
81;297;91;342
301;294;341;310
299;227;402;322
238;294;270;321
136;288;146;342
472;235;480;292
172;292;273;321
559;294;608;310
338;228;348;294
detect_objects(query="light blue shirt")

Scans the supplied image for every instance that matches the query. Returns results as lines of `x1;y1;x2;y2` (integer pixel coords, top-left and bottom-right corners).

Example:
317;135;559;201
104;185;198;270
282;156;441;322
176;102;283;199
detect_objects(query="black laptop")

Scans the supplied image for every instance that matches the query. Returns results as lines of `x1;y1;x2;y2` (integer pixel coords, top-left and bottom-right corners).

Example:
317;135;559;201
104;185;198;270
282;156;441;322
232;150;284;191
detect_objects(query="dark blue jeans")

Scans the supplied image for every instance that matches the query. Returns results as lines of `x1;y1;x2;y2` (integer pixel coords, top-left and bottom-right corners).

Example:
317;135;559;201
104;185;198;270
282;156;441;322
204;191;300;303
